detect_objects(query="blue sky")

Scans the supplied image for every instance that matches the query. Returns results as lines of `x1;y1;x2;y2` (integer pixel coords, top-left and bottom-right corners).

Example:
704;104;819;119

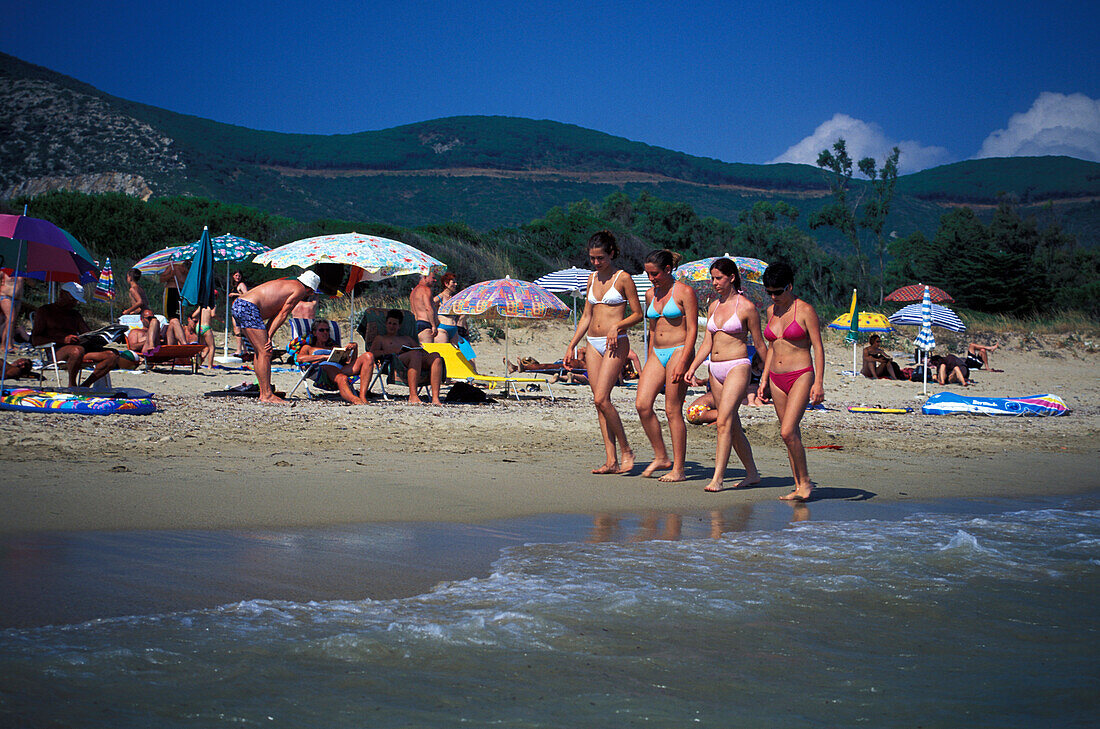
4;0;1098;173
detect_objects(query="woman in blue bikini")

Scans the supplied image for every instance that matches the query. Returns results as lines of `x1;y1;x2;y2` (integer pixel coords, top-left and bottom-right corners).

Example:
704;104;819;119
635;249;698;481
686;258;767;492
565;231;643;474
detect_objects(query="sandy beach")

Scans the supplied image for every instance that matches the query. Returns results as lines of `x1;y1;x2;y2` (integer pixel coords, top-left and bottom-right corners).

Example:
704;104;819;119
2;323;1097;534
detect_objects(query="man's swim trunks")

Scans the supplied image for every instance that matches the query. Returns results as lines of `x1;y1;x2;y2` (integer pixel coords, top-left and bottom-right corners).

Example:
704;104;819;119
415;320;432;335
231;298;265;330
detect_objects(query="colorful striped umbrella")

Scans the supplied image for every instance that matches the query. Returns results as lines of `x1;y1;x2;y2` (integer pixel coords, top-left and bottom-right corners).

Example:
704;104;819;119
440;277;570;366
885;283;954;304
133;245;184;274
253;232;446;280
94;257;115;301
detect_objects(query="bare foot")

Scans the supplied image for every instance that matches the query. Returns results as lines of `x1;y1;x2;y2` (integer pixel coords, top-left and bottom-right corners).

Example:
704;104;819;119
704;478;726;492
639;459;672;478
616;449;636;475
259;394;287;404
657;470;686;483
432;399;444;406
407;397;424;405
592;462;619;474
779;486;813;502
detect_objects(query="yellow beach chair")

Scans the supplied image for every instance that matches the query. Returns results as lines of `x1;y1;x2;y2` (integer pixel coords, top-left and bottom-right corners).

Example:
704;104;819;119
421;343;554;401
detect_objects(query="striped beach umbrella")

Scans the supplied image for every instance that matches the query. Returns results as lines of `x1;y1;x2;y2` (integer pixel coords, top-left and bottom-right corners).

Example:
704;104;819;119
94;257;115;315
534;266;591;295
889;301;966;332
885;283;954;304
133;245;184;274
912;287;937;396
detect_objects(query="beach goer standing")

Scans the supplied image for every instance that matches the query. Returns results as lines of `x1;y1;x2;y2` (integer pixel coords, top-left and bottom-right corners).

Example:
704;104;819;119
409;271;439;344
191;304;216;368
228;270;250;355
433;273;464;343
159;260;189;324
232;265;342;404
634;249;698;481
121;268;149;316
757;262;824;501
564;230;643;474
0;270;26;353
686;257;767;492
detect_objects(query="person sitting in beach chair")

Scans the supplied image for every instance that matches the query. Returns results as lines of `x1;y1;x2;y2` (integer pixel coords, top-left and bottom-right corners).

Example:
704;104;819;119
294;319;376;404
31;283;121;388
369;309;444;405
127;308;189;355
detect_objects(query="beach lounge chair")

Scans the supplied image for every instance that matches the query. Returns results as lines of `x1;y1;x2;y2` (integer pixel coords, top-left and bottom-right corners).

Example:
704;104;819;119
421;343;554;401
137;344;206;373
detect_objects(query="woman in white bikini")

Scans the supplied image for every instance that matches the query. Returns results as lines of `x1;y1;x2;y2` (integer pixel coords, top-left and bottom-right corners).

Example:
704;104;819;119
564;230;643;474
635;249;698;482
686;258;767;492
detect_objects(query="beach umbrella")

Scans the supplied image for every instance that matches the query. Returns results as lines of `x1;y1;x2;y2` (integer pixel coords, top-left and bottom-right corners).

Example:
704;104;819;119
885;283;954;304
889;302;966;332
172;233;269;363
94;257;116;319
0;213;97;396
132;245;184;274
913;287;937;395
674;255;769;309
534;266;591;326
255;232;447;351
180;227;217;309
439;276;570;368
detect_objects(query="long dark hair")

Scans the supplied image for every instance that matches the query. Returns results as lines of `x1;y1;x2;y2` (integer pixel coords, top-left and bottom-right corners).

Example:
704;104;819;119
710;257;742;292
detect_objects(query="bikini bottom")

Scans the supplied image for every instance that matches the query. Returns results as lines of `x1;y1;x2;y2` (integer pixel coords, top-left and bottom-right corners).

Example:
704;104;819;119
769;366;813;395
586;333;628;357
708;357;751;385
652;344;684;367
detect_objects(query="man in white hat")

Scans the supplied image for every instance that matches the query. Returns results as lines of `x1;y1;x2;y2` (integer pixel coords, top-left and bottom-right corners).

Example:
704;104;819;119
231;265;342;403
30;282;119;388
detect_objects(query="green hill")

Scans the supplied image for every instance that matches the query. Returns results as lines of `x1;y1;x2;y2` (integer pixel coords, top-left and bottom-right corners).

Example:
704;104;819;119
2;51;1099;247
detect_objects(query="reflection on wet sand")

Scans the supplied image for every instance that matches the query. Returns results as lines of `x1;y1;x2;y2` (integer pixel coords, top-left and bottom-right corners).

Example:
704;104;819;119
589;502;811;543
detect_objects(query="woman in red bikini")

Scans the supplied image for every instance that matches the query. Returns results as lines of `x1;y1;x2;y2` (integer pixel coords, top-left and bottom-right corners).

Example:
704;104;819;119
686;258;767;493
757;262;825;501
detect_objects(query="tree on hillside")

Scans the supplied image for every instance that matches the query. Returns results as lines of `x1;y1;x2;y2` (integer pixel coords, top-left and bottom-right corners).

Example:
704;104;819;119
858;147;900;303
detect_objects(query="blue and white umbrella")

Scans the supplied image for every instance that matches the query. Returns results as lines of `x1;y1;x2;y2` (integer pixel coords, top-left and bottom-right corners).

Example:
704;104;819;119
534;266;591;296
889;301;966;332
909;287;937;395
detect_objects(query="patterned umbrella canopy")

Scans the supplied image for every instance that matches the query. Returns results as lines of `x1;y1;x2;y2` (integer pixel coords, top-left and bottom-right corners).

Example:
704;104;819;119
889;301;966;332
253;232;446;280
94;258;115;301
173;233;269;263
440;277;570;320
827;311;895;332
885;284;954;304
133;245;184;274
673;256;769;309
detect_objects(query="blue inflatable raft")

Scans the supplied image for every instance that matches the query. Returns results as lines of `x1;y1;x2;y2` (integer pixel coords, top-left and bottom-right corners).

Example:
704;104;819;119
921;392;1068;416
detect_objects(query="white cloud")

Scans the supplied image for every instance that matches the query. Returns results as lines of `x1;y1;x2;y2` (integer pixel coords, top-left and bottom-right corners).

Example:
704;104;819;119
976;92;1100;162
770;113;952;174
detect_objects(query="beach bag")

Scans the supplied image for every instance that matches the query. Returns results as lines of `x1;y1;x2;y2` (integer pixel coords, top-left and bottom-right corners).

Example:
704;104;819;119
909;366;926;382
445;381;494;404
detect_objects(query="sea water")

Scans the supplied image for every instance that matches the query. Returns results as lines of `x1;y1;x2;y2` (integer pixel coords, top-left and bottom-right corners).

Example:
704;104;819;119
1;500;1097;728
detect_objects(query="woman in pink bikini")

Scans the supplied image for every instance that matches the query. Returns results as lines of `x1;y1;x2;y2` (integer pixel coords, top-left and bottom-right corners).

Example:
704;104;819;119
564;230;643;474
686;258;767;492
757;262;825;501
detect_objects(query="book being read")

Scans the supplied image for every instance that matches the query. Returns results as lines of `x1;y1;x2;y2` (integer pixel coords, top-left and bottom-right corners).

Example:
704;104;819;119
322;347;348;365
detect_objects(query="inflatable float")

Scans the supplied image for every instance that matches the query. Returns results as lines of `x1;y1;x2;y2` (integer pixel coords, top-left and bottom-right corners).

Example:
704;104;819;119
0;387;156;415
921;392;1068;416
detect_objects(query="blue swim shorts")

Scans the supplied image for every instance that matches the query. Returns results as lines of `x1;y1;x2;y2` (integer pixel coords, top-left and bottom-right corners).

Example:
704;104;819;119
231;298;266;330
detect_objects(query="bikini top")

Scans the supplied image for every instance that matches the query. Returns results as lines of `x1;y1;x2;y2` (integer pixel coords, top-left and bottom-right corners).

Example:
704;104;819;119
646;285;683;320
587;270;626;306
706;294;743;335
764;300;809;342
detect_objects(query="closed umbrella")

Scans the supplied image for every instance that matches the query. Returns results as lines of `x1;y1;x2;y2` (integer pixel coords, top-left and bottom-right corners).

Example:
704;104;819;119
94;257;116;319
913;287;937;395
439;276;570;369
180;227;216;309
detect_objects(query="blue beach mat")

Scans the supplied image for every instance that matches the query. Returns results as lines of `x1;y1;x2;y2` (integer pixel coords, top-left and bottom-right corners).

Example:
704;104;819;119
922;392;1069;416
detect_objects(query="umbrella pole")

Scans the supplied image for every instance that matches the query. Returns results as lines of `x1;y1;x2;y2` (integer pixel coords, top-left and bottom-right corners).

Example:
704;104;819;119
223;262;231;359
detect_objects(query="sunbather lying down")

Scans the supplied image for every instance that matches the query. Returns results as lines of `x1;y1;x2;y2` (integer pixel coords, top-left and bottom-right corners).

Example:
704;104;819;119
369;309;445;405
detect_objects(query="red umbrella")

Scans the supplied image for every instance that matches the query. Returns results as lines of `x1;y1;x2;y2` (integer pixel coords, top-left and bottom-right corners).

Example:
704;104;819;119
884;284;954;304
